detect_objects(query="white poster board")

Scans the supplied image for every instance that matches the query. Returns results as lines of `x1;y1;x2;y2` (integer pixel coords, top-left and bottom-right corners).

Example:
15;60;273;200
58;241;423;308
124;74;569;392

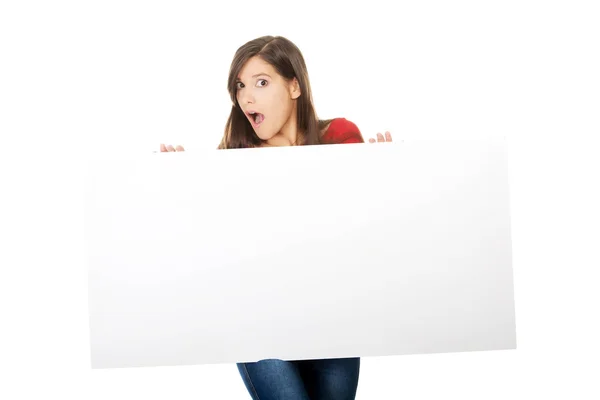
85;138;516;369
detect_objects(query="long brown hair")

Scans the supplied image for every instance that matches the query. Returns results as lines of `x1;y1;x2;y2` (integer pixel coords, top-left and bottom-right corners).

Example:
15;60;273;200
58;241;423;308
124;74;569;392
218;36;332;149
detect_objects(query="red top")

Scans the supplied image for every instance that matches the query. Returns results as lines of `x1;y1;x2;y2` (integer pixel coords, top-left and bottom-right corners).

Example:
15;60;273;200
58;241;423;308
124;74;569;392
321;118;365;144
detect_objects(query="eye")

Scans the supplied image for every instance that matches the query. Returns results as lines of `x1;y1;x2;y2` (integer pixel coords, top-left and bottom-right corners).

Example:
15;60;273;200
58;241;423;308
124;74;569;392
235;82;244;90
257;79;268;87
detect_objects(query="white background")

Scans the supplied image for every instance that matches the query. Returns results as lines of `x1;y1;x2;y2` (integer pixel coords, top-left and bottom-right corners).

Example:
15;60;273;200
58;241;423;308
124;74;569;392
1;0;598;398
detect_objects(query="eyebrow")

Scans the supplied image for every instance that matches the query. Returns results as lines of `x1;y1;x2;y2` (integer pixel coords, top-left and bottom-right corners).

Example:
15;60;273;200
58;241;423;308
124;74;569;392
236;73;272;81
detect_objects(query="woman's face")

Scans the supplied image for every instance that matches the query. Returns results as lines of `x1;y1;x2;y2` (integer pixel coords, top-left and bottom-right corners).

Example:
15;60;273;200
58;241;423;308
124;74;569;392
236;56;300;141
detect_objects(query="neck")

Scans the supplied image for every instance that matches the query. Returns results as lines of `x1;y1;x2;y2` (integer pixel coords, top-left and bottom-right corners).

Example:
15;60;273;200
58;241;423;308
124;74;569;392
266;106;301;146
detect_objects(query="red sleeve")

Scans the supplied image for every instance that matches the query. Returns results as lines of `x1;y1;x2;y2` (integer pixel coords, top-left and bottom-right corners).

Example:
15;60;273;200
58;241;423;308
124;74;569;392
321;118;365;145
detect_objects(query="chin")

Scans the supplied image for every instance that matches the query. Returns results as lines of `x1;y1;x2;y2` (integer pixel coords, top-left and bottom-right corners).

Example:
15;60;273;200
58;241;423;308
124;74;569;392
255;130;276;141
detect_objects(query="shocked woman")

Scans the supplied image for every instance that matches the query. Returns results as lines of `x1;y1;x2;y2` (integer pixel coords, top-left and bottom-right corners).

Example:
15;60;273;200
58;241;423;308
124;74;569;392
161;35;392;400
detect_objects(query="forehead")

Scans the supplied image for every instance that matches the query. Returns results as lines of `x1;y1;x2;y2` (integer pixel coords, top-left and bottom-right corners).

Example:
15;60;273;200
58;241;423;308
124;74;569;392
237;56;278;80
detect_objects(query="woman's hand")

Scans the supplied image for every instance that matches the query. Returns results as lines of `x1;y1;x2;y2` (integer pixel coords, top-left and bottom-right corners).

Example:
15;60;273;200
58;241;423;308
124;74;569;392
368;131;392;143
160;143;185;152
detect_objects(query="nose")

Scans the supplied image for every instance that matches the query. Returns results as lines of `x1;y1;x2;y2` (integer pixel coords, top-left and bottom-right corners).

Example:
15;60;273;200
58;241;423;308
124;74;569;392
238;87;255;105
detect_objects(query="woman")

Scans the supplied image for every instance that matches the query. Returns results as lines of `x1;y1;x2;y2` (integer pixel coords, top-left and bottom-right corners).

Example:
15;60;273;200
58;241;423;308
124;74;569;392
161;35;391;400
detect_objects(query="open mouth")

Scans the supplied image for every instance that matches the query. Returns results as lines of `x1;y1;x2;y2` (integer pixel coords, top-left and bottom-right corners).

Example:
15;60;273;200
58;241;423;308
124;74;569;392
247;111;265;126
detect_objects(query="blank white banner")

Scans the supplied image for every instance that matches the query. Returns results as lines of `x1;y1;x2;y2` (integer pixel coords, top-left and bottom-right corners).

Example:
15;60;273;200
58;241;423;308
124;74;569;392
85;138;516;369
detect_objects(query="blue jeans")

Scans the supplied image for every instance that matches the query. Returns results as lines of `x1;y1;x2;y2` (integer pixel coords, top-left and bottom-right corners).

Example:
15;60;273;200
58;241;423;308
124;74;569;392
236;357;360;400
